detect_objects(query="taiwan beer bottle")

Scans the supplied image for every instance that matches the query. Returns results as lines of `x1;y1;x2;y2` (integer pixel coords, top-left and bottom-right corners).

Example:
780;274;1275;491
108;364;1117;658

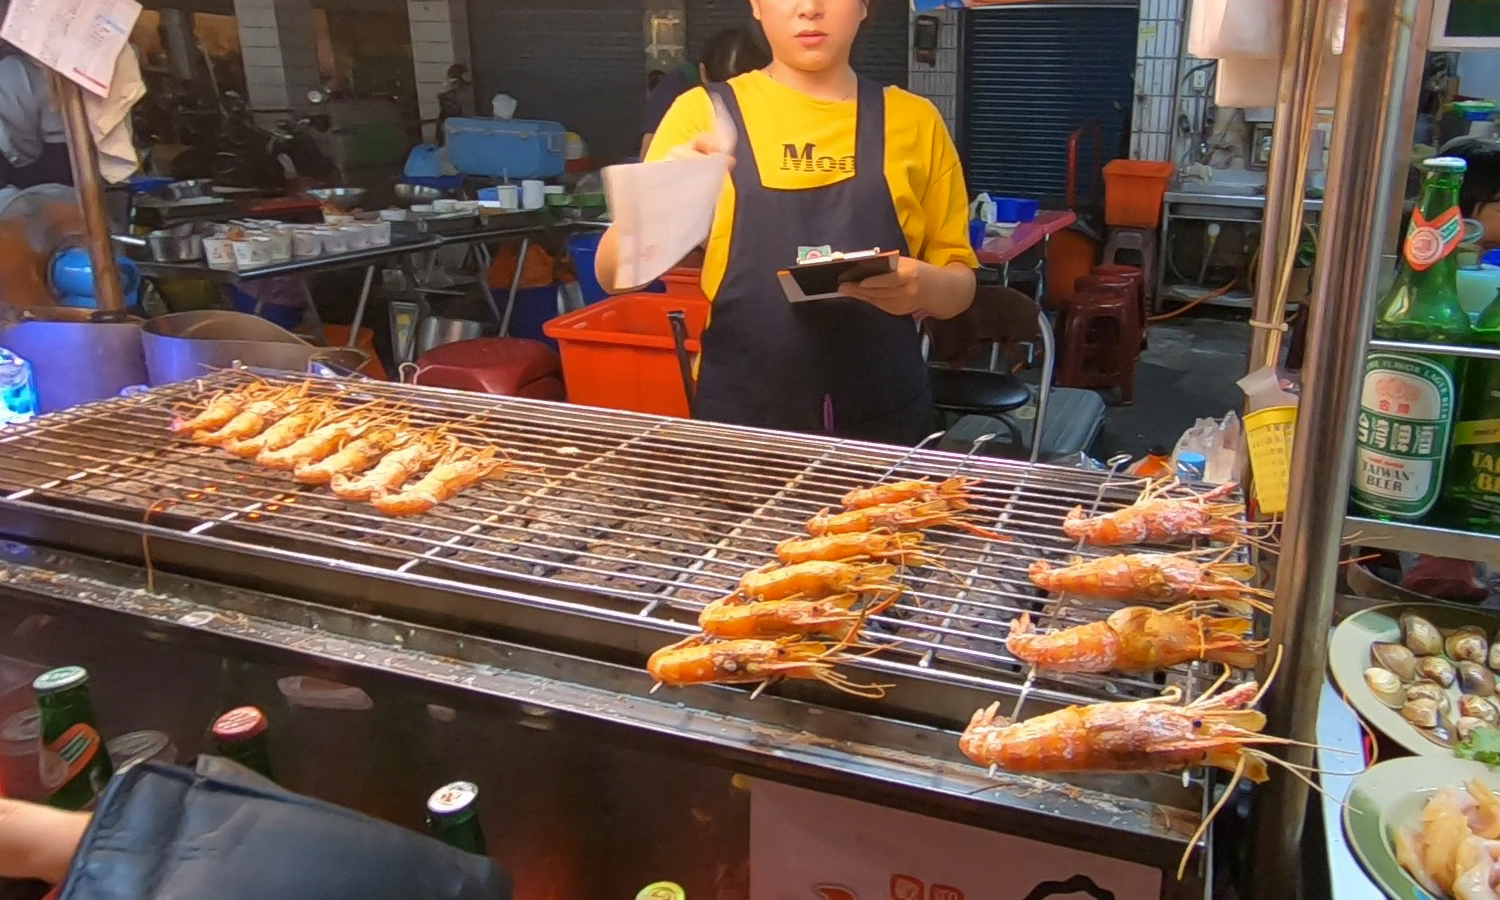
426;781;487;854
34;666;114;810
1442;288;1500;527
1351;156;1473;520
211;706;275;782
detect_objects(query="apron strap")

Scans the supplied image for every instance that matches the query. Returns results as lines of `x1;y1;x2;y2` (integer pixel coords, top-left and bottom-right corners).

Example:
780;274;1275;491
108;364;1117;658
852;79;886;187
707;82;760;193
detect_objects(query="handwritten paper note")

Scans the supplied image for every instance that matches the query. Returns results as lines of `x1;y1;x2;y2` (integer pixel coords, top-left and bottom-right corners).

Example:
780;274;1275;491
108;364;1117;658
1;0;141;97
601;96;735;289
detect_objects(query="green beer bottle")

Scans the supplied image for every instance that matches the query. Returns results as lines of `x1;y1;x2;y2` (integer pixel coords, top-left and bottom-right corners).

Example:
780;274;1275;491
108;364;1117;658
1351;156;1473;520
1442;289;1500;527
34;666;114;810
426;781;487;854
211;706;275;781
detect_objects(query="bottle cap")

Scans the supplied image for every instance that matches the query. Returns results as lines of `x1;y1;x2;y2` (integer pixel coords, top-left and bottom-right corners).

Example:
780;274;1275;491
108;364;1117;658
427;781;479;817
1147;444;1169;457
1424;156;1468;172
636;883;686;900
212;706;268;742
33;666;88;695
108;730;176;768
1178;452;1207;468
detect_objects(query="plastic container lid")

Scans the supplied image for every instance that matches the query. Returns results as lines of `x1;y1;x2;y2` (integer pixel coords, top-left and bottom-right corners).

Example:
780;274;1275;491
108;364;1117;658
108;730;177;769
1483;249;1500;268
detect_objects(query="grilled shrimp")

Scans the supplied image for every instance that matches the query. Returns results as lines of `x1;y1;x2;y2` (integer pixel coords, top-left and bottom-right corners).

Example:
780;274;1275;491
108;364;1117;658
258;418;366;471
192;398;290;447
370;445;511;517
223;402;332;459
807;499;1009;541
1028;551;1264;605
1005;603;1265;673
738;560;901;603
775;531;935;566
330;436;449;501
293;426;404;485
698;590;901;640
841;476;978;511
1062;481;1248;546
170;388;249;434
646;634;891;698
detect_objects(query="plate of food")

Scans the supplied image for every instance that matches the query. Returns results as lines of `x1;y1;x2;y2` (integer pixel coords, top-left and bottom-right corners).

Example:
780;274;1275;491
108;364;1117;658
1330;602;1500;758
1343;756;1500;900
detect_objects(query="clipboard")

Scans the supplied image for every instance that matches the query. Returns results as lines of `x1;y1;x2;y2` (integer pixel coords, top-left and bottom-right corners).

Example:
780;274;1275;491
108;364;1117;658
777;250;898;303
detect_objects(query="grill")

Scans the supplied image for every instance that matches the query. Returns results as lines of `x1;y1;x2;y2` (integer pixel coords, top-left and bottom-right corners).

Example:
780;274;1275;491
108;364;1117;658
0;371;1238;721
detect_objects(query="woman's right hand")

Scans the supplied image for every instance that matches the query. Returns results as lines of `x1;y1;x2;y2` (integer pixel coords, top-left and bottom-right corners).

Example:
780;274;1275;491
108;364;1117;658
664;133;735;167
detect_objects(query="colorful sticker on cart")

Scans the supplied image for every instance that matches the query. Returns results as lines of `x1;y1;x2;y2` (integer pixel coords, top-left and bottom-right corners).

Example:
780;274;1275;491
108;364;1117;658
1351;352;1456;519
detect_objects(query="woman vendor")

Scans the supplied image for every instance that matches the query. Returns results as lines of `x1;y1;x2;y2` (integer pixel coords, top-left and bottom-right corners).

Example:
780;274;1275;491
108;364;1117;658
596;0;978;445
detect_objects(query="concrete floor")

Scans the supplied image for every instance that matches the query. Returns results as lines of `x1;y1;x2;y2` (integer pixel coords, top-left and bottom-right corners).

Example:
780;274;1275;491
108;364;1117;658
1091;312;1251;461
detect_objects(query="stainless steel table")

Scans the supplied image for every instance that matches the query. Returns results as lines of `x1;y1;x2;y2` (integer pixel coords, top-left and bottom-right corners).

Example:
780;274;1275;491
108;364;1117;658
1159;189;1325;311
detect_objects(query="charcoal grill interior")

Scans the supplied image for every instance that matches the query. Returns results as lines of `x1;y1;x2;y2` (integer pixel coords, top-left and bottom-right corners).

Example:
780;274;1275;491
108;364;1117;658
0;372;1244;720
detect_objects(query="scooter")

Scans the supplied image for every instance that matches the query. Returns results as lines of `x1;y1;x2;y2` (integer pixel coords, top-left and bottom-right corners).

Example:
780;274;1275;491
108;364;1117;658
169;92;336;192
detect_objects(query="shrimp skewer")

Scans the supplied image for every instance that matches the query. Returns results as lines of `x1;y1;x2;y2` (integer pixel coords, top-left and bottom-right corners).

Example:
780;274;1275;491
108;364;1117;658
1005;602;1266;673
293;426;404;485
190;384;307;446
330;435;450;501
170;385;258;435
960;649;1325;880
808;499;1010;541
1028;549;1266;606
775;531;936;566
738;560;901;603
699;590;902;640
646;633;892;698
223;400;335;459
1062;480;1250;546
371;445;511;517
841;476;978;511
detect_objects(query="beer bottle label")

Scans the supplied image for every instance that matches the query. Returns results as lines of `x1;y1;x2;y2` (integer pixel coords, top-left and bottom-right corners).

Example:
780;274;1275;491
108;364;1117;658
41;723;104;791
1451;415;1500;517
1352;353;1457;519
1404;206;1464;271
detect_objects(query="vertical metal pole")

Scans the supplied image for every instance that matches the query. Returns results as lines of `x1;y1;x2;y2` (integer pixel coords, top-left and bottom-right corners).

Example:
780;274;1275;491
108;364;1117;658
47;71;126;314
1246;0;1326;374
1246;1;1420;896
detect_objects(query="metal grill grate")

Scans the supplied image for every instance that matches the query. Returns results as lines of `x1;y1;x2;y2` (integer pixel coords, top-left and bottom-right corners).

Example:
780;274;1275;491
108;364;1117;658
0;371;1239;710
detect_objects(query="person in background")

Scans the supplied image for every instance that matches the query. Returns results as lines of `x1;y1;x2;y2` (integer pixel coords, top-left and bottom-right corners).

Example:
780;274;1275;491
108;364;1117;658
0;47;71;189
599;0;977;445
640;28;768;158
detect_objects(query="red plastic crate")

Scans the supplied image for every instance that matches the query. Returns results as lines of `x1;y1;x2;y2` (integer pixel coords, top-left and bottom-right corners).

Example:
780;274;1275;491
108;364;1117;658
543;292;709;418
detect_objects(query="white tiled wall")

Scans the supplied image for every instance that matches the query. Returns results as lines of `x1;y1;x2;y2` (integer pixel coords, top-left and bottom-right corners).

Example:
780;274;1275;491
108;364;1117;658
409;0;472;139
233;0;322;117
1132;0;1185;162
906;8;960;134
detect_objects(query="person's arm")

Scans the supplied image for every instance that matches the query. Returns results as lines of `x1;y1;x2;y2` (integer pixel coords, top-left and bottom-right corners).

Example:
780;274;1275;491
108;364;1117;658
597;88;718;294
0;799;89;883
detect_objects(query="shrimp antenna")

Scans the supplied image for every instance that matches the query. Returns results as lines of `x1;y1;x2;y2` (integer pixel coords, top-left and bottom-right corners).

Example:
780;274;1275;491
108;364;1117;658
1178;753;1246;881
1251;644;1285;706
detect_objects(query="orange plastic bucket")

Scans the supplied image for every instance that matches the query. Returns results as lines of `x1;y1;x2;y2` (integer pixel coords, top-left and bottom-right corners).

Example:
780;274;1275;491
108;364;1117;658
1102;159;1175;228
543;292;709;418
660;267;706;302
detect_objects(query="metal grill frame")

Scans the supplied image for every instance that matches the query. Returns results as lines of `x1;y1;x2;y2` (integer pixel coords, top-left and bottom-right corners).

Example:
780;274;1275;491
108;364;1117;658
0;372;1254;842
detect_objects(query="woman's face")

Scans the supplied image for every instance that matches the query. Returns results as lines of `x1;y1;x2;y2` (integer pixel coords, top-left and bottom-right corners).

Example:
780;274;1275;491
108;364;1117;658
749;0;867;73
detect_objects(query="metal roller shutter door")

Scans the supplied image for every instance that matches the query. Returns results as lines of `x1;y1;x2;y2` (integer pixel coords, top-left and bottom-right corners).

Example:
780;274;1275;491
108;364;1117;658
961;5;1136;200
683;0;908;87
468;1;644;164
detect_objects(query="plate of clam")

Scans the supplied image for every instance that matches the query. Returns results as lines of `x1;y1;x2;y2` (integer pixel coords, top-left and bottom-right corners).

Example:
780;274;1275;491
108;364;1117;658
1330;602;1500;757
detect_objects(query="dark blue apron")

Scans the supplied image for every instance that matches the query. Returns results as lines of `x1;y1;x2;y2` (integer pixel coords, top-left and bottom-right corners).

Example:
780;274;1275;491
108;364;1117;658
696;78;934;445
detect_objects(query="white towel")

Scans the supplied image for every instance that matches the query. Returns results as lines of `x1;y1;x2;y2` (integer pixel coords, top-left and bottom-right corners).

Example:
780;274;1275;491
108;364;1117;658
80;45;145;184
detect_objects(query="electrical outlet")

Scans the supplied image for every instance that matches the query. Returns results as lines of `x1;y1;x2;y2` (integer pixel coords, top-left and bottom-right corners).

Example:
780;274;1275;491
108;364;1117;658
1191;69;1208;92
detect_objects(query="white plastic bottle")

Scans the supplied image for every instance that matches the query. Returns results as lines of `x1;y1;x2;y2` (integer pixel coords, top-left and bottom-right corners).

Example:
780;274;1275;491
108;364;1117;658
0;348;37;425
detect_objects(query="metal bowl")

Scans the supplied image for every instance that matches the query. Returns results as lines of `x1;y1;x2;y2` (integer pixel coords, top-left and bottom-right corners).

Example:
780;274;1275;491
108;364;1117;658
161;179;214;201
393;184;445;206
305;187;368;211
145;229;204;263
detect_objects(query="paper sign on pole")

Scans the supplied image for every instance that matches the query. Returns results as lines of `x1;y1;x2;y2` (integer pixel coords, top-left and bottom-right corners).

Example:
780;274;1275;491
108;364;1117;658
0;0;142;97
750;780;1164;900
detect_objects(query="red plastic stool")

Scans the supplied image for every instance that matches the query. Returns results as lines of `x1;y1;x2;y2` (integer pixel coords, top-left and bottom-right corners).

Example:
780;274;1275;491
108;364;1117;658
415;337;565;401
1101;227;1159;314
1055;280;1141;405
1091;263;1147;348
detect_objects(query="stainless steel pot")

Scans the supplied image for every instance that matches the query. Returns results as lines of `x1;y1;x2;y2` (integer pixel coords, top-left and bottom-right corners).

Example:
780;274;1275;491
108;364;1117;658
145;229;204;262
415;316;485;355
0;309;148;413
142;311;371;384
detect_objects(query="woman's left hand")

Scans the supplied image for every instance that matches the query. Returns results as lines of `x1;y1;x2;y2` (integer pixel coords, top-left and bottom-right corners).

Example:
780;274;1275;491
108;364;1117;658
841;256;927;316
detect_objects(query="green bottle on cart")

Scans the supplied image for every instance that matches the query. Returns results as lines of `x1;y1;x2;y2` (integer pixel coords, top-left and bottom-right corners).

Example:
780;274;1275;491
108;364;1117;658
426;781;487;855
1442;289;1500;527
34;666;114;810
1351;156;1473;521
211;706;276;782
